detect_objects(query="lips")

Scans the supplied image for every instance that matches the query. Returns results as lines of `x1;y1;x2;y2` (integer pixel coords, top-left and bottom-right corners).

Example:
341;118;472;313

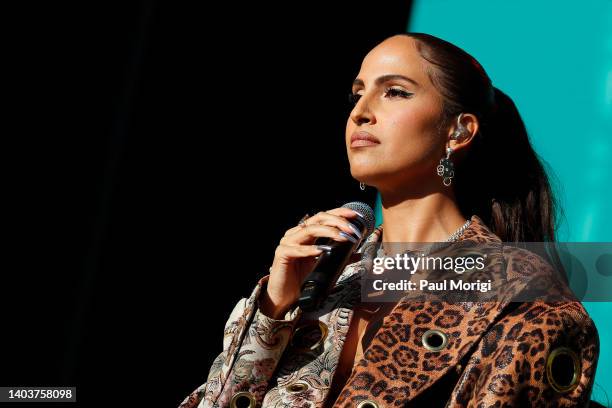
350;130;380;147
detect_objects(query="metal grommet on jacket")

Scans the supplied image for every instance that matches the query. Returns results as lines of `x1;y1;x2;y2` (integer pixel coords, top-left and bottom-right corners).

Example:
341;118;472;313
546;347;581;393
356;399;380;408
290;320;328;352
230;391;256;408
421;329;448;352
286;381;310;393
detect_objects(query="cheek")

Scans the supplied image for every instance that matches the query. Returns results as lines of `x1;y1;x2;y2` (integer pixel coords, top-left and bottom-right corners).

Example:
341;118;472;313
388;103;438;136
382;106;443;168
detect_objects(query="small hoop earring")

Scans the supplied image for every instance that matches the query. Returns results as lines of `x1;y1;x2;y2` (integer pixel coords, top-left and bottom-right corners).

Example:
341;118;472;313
436;147;455;186
359;182;366;191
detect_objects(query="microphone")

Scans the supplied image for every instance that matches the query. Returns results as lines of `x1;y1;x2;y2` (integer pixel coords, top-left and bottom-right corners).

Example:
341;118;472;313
298;201;375;312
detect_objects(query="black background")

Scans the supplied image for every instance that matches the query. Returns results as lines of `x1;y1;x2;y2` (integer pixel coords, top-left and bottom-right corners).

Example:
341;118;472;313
3;1;412;406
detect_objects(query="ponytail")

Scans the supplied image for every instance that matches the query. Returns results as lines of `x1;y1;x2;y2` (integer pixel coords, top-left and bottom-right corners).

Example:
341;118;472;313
400;32;566;276
454;87;567;278
455;87;564;243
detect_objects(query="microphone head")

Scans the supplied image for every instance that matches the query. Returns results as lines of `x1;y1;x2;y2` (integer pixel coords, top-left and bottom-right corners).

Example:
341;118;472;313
342;201;375;237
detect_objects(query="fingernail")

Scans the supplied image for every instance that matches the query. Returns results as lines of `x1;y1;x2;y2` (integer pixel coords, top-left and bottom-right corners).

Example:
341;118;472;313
316;244;332;252
352;210;364;218
338;231;357;243
347;223;362;239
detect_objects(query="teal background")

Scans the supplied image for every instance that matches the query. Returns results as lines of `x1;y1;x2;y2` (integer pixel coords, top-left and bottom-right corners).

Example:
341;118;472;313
372;1;612;405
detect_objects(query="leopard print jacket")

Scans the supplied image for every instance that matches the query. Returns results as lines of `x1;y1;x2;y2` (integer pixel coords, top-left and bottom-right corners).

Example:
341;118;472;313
179;215;599;408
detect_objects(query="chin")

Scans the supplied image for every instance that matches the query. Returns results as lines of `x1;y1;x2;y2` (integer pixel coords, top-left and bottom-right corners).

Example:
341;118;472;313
350;168;379;186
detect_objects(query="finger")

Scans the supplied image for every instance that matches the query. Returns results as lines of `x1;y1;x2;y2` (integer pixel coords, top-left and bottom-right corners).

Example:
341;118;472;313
303;209;363;238
275;243;325;259
326;207;364;219
284;207;363;237
281;224;351;245
285;224;308;236
285;217;359;239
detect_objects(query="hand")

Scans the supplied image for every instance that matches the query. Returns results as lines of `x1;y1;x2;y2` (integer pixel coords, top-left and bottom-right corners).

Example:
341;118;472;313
259;207;363;319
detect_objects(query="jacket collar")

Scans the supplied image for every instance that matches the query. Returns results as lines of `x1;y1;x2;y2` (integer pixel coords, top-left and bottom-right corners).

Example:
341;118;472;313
339;214;510;403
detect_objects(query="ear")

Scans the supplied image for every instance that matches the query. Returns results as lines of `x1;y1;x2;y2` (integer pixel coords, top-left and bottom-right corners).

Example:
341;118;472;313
447;113;479;153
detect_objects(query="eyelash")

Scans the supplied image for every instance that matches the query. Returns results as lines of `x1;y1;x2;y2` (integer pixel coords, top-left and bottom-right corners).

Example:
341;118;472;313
348;88;413;105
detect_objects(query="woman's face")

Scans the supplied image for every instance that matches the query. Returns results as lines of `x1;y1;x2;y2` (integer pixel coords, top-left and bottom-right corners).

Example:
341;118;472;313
346;35;447;193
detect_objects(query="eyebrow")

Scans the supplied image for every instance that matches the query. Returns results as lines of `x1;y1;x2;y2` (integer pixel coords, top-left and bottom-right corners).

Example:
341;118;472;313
352;74;420;89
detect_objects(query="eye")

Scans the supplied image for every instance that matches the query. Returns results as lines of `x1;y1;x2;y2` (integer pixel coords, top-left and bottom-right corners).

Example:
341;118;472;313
348;88;413;107
348;93;362;106
384;87;413;98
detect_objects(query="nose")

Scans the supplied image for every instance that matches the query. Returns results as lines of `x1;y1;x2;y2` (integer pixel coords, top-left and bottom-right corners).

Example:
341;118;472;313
350;96;374;125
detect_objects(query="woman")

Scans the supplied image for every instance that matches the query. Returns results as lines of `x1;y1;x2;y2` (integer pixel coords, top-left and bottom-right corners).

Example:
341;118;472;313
179;33;599;407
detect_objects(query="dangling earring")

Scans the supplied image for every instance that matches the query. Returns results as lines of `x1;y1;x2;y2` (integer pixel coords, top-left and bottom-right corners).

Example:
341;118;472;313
437;146;455;186
437;113;468;187
359;182;366;191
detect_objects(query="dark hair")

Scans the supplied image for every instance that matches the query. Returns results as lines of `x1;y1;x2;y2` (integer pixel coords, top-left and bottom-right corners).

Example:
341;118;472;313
397;32;566;274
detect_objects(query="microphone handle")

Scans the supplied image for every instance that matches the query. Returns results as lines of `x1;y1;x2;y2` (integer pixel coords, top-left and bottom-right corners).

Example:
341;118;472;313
297;214;368;311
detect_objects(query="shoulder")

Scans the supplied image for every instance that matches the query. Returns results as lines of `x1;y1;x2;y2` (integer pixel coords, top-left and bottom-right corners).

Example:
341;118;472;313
502;244;558;278
468;301;599;406
498;244;578;303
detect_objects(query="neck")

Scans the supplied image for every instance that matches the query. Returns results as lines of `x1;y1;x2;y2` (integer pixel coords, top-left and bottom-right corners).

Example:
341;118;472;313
378;185;467;244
